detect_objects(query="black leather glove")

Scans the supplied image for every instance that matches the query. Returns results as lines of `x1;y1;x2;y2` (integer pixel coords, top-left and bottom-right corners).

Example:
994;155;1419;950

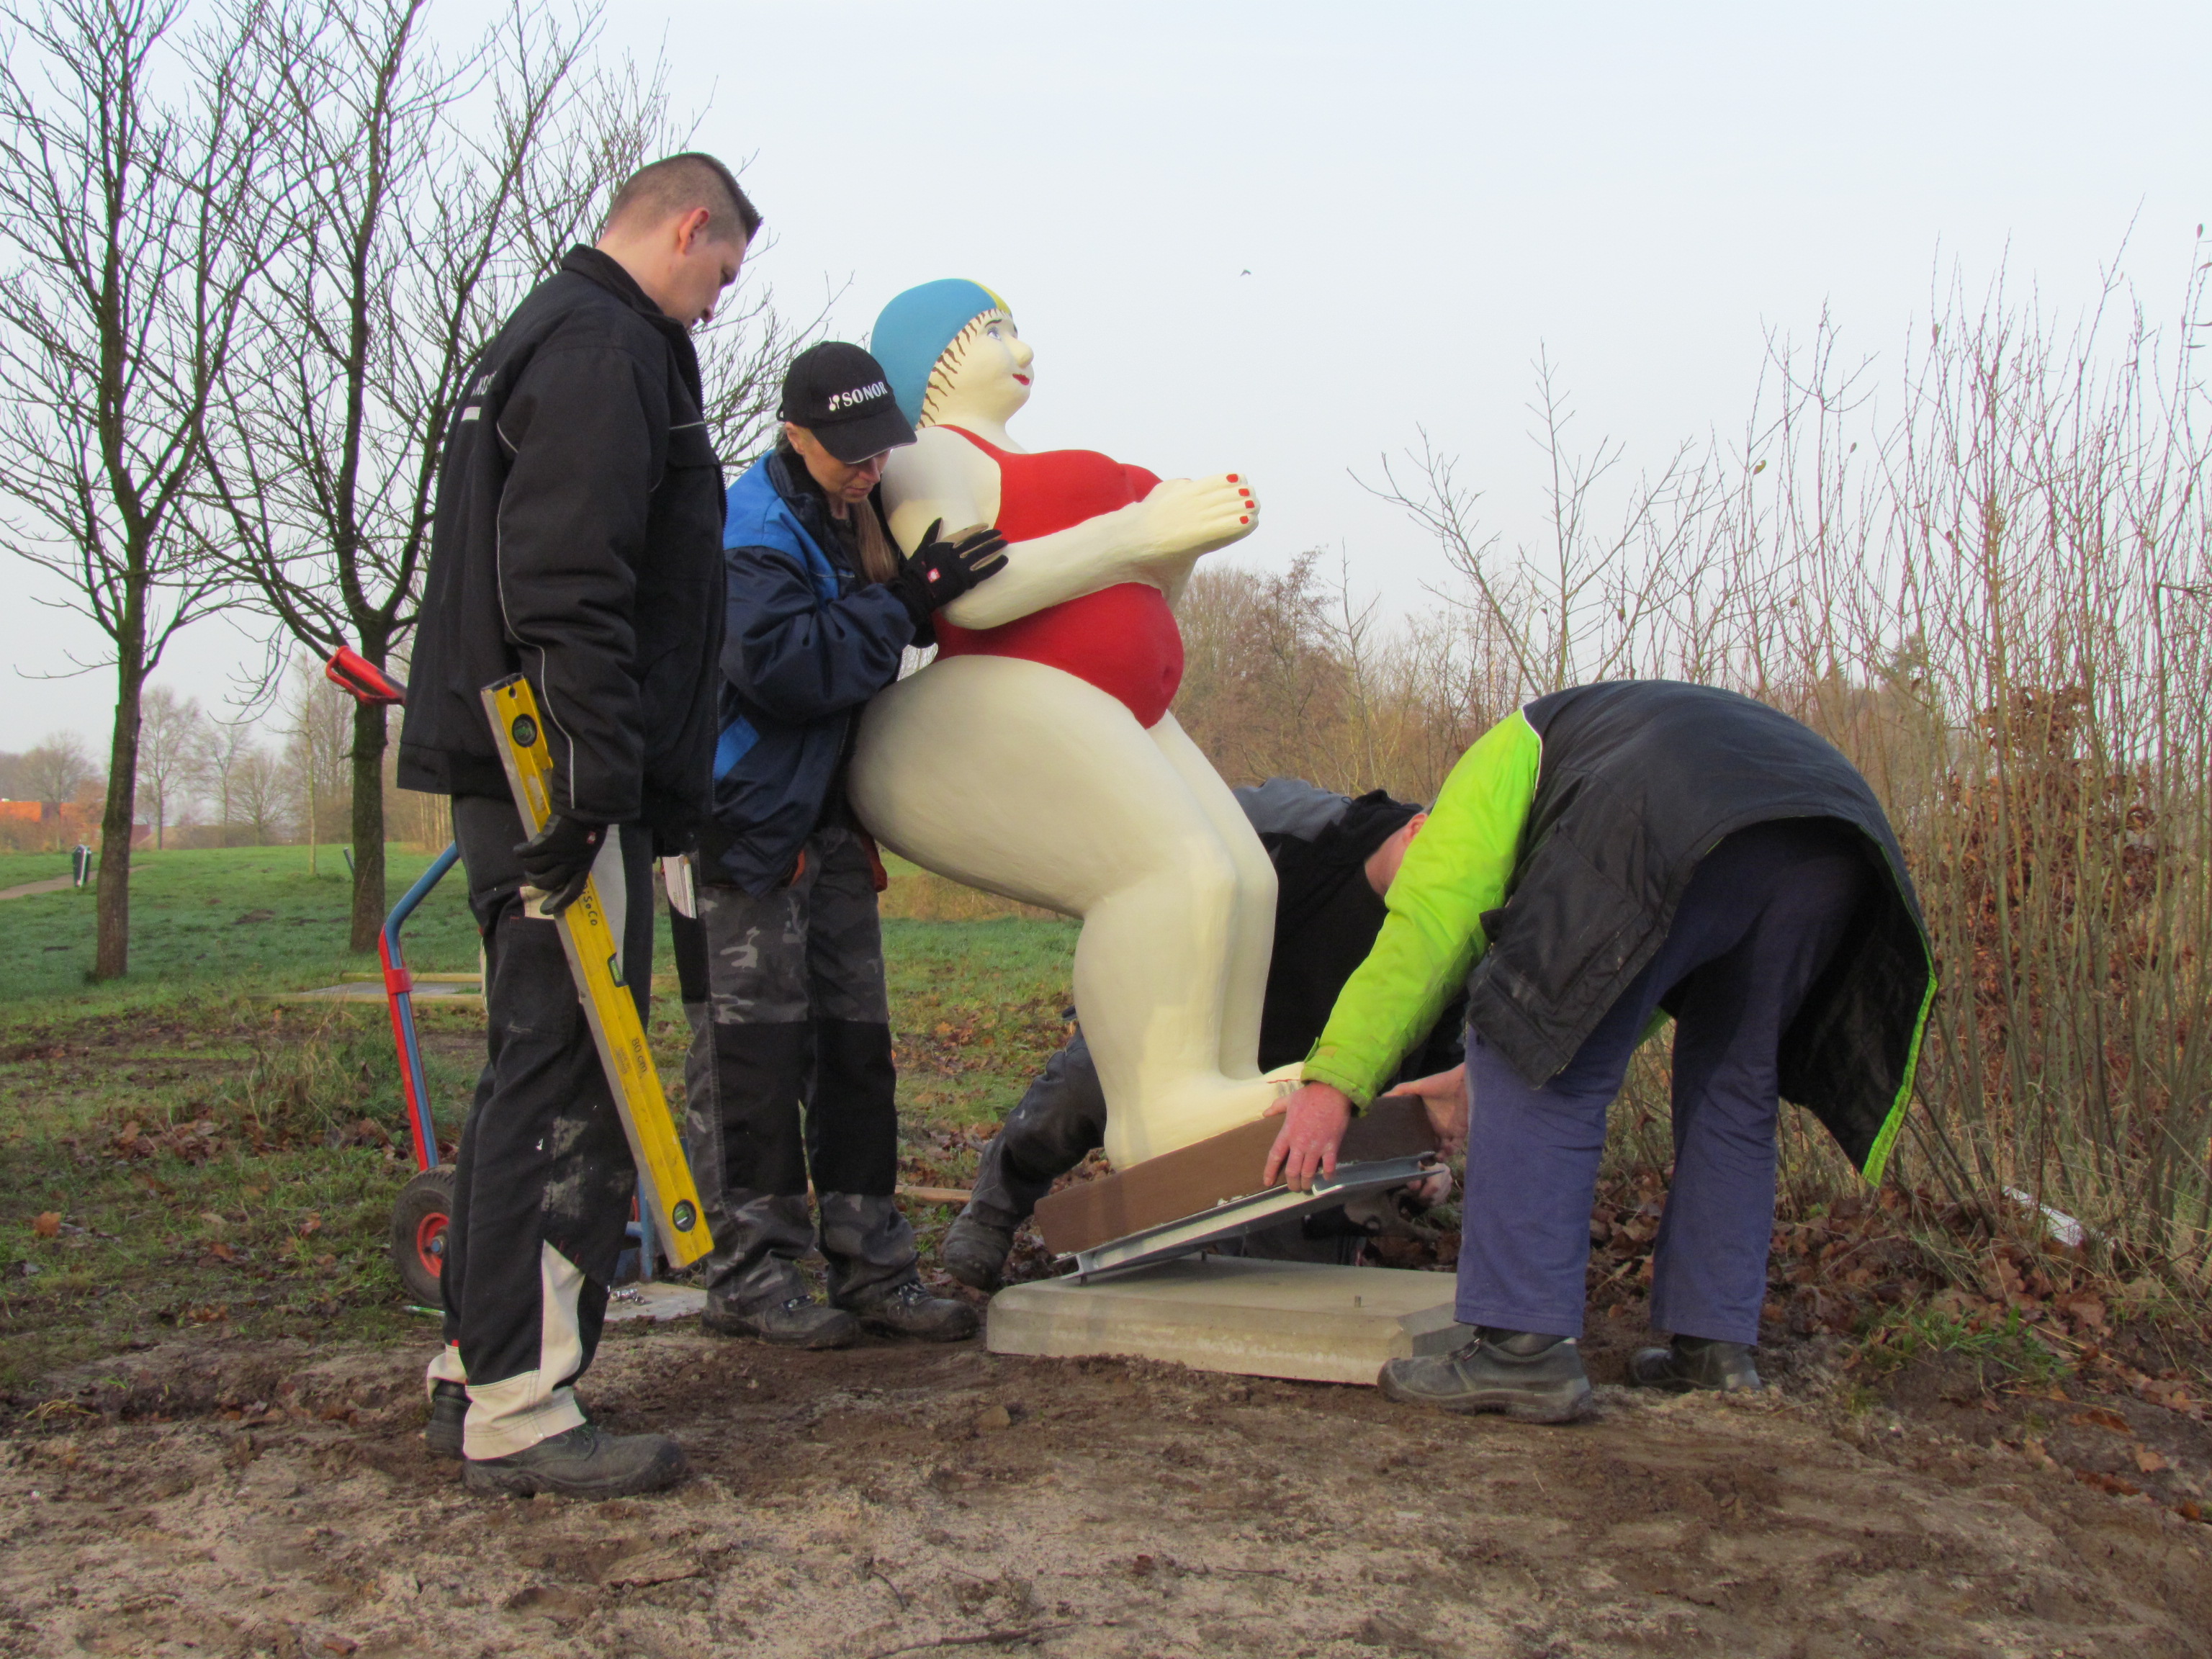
888;518;1010;628
515;814;607;917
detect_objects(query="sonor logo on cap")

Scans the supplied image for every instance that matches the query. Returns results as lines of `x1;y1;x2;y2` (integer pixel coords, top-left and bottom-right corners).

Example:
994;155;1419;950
826;381;889;413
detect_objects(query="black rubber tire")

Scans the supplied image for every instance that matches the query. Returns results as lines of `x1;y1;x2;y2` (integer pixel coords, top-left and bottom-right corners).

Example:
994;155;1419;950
389;1166;457;1305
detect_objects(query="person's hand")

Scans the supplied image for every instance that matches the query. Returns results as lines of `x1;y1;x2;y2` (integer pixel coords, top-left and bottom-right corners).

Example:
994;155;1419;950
890;518;1010;625
516;814;606;916
1396;1064;1468;1157
1138;473;1259;562
1263;1081;1354;1192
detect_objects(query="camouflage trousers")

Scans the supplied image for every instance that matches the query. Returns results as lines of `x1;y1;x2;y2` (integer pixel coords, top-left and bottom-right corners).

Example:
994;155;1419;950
681;827;913;1308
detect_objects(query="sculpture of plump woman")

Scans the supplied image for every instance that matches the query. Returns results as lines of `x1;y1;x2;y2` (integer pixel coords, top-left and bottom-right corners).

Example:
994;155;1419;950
850;280;1288;1167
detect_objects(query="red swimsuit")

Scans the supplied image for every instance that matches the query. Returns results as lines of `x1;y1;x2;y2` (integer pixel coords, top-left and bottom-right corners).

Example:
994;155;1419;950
931;426;1184;729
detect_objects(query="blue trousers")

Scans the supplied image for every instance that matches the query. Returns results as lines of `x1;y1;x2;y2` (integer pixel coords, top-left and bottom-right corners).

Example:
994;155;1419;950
1455;819;1871;1345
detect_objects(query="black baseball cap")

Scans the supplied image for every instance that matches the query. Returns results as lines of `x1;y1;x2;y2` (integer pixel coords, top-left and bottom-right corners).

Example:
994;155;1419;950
779;341;915;463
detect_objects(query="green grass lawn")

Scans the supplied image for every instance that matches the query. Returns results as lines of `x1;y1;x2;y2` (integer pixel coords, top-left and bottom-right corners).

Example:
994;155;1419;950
0;843;484;1004
0;845;1076;1393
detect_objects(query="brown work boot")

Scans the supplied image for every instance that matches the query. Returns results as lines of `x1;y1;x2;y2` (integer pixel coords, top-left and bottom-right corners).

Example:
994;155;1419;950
703;1290;860;1349
839;1277;979;1341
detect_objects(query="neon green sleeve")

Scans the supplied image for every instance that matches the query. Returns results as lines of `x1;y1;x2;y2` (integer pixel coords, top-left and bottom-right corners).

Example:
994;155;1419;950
1301;709;1542;1105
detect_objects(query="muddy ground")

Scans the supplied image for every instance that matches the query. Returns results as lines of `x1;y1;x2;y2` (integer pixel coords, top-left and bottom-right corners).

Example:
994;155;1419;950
6;1313;2212;1659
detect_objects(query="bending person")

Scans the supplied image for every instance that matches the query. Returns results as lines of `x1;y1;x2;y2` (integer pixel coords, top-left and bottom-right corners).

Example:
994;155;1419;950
851;280;1285;1169
1267;680;1936;1423
940;781;1465;1290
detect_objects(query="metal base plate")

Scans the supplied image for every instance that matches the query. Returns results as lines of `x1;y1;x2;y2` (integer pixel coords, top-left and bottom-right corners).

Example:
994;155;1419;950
1069;1154;1439;1281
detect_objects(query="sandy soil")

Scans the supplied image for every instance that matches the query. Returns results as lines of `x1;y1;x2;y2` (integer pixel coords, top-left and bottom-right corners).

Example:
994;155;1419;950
5;1321;2211;1659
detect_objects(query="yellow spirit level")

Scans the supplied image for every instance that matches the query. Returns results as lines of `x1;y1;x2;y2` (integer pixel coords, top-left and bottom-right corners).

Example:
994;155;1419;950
481;674;710;1269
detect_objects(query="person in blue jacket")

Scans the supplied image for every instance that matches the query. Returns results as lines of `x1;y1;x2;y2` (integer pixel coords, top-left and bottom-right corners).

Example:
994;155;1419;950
684;341;1007;1347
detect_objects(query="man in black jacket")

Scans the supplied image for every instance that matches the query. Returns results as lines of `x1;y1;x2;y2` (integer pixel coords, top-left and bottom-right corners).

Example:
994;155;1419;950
685;343;1008;1349
396;153;755;1498
938;780;1465;1292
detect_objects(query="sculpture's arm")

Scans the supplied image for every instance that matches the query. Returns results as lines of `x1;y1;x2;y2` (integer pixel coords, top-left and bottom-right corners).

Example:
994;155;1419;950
919;500;1161;629
884;436;1258;631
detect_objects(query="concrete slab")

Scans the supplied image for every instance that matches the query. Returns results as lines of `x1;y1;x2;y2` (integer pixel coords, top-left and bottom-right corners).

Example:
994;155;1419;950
986;1256;1462;1386
604;1282;706;1323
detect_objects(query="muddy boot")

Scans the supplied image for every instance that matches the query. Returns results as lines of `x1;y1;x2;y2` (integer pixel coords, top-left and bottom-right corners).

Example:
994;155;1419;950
941;1038;1108;1292
843;1275;979;1341
706;1291;858;1349
426;1379;468;1460
940;1213;1015;1293
822;1193;978;1341
1379;1328;1593;1423
461;1421;688;1498
1627;1335;1762;1393
701;1191;859;1349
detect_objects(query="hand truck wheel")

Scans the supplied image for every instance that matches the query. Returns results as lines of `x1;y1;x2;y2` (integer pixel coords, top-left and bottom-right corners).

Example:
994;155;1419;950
389;1166;457;1305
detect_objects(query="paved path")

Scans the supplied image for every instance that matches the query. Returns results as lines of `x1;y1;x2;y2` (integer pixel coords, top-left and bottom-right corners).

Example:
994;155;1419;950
0;875;71;901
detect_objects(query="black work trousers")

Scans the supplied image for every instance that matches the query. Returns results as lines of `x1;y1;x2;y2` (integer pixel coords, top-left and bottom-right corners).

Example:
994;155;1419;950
432;795;652;1459
963;1035;1108;1232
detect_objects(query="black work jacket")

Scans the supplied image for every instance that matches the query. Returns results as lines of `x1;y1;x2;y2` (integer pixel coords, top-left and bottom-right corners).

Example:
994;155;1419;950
1236;778;1467;1082
397;247;727;840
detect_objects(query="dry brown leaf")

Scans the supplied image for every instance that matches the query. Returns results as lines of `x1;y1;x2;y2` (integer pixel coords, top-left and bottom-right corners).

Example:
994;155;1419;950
602;1551;700;1588
31;1212;60;1238
2134;1444;2170;1474
2069;1408;2131;1434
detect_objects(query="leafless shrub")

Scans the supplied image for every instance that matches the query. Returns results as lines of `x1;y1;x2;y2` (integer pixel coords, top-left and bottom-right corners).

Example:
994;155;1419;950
1218;251;2212;1281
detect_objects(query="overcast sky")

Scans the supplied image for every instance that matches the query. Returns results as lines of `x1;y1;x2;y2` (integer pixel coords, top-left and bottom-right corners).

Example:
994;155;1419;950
4;0;2207;752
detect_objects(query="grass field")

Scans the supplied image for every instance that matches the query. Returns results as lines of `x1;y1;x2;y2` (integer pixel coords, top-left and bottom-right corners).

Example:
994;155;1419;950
0;845;1076;1391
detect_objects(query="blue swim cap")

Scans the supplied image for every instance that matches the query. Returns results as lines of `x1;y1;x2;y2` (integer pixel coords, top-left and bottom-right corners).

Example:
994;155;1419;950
869;279;1011;425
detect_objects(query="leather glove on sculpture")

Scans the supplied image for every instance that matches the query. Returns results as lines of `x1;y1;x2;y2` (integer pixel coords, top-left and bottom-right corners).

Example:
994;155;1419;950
888;518;1010;627
850;279;1293;1169
516;814;606;916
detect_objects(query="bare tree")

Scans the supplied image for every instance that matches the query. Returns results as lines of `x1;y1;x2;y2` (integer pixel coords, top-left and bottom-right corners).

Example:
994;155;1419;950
1364;356;1722;701
0;0;267;976
135;685;209;849
232;744;286;845
202;719;255;848
204;0;804;949
19;732;101;809
276;658;354;870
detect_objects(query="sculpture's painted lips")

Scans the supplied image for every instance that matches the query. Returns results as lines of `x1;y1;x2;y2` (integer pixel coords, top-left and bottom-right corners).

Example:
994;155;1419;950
1013;374;1031;385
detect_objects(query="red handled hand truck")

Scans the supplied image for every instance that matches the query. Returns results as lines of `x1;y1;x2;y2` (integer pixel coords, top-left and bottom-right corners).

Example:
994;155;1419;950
323;649;658;1304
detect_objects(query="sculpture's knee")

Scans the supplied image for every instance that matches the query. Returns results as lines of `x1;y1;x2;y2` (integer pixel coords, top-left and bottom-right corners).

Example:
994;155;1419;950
1166;832;1242;921
1089;827;1238;935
